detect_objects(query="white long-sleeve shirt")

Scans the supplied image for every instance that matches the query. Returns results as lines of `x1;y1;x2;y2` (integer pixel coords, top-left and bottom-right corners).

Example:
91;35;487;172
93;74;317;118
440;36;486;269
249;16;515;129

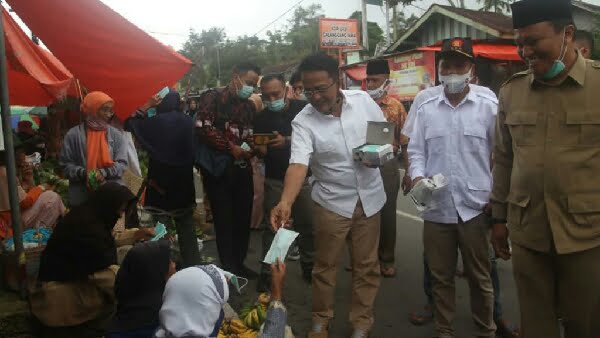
407;85;497;224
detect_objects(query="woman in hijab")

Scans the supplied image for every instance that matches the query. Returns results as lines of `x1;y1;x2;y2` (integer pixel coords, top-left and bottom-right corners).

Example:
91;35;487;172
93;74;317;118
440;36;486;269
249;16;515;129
154;261;288;338
107;241;176;338
31;183;137;338
126;90;199;267
60;91;128;206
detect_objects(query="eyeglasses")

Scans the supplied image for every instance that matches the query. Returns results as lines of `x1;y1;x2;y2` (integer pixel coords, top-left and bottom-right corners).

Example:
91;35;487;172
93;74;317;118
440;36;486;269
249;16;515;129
304;82;336;98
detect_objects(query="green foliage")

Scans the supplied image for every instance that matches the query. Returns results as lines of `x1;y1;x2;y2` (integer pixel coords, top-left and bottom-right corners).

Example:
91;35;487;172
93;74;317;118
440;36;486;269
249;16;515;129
477;0;514;13
349;11;384;52
178;4;384;90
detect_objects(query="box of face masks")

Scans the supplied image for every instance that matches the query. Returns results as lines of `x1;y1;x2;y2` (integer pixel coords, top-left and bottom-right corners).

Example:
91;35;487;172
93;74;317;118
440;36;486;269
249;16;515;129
352;121;395;167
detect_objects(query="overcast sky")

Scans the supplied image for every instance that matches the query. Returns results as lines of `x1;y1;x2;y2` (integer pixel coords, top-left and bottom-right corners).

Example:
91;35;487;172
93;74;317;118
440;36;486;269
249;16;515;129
8;0;600;50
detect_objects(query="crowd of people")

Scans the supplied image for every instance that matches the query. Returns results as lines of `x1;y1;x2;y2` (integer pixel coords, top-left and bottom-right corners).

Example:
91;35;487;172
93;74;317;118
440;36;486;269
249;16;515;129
0;0;598;337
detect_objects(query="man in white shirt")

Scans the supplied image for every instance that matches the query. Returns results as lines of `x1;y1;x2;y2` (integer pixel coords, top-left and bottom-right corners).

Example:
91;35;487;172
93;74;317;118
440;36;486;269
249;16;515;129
270;53;386;338
406;38;497;338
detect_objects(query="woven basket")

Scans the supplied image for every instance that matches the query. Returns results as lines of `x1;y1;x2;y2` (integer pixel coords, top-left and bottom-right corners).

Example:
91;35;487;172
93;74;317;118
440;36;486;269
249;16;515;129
122;169;144;195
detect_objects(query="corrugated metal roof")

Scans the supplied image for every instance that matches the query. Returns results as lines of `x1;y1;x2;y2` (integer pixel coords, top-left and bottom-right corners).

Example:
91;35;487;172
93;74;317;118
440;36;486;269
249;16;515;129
439;5;513;34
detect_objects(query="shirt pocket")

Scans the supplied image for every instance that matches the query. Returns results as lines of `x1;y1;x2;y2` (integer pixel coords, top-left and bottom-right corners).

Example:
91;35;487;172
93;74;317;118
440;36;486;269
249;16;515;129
424;128;448;154
463;125;487;153
463;179;491;210
568;193;600;227
506;191;530;228
505;111;537;146
565;110;600;146
314;141;343;163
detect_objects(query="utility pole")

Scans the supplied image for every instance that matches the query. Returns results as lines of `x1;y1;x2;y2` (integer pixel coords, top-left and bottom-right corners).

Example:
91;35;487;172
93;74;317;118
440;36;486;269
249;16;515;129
393;4;398;41
361;0;369;52
385;1;391;46
216;46;221;87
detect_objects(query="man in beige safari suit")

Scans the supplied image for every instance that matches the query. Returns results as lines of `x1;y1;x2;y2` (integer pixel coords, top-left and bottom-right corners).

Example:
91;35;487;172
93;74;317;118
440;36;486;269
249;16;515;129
491;1;600;337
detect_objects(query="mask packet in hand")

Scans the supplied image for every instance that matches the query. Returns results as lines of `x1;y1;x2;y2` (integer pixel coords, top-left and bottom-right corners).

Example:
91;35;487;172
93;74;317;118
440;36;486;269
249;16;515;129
263;228;299;265
151;222;167;241
408;174;449;211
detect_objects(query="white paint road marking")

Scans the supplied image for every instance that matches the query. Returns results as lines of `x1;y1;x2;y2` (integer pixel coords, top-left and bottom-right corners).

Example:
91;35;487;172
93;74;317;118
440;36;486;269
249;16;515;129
396;210;423;223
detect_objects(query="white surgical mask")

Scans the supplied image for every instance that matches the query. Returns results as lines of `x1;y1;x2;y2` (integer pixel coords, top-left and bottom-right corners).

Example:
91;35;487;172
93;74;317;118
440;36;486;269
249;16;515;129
263;228;299;265
366;80;389;100
439;69;472;94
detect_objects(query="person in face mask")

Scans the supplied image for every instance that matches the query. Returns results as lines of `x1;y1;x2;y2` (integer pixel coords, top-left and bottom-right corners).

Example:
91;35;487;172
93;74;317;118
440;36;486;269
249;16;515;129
194;62;261;279
492;1;600;337
406;37;499;338
364;59;409;278
253;73;313;292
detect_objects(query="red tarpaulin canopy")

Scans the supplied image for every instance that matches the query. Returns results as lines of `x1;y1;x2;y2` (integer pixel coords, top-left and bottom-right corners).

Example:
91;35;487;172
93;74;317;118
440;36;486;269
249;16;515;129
3;6;73;106
7;0;193;120
417;43;521;61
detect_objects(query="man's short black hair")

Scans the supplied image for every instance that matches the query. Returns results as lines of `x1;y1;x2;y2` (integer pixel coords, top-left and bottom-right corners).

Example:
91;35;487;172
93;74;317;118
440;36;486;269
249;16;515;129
260;73;286;87
574;30;595;51
297;53;339;82
232;62;261;76
290;70;302;85
550;18;575;33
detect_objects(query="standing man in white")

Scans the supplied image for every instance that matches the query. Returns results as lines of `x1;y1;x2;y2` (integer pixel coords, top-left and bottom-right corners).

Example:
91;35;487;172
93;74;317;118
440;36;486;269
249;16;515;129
270;53;386;338
407;38;498;338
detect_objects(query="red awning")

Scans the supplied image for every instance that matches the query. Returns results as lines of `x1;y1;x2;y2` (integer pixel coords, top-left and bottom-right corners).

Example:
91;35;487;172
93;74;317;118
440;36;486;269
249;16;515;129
7;0;193;120
3;6;73;106
345;65;367;81
417;43;521;61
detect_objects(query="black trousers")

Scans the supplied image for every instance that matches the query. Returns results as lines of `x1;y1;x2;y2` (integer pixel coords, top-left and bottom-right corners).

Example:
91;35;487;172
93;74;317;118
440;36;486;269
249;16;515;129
202;163;253;270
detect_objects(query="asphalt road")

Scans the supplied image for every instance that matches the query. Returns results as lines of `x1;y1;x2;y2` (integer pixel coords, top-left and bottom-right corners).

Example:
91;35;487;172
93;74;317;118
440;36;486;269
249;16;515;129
198;173;521;338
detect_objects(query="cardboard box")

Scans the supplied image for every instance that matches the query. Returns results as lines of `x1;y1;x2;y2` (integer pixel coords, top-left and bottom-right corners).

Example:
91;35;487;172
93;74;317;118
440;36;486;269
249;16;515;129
353;121;396;167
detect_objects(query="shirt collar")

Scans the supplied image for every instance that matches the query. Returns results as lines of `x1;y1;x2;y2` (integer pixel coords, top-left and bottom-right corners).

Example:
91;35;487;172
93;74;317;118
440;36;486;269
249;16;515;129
436;84;476;108
529;51;586;88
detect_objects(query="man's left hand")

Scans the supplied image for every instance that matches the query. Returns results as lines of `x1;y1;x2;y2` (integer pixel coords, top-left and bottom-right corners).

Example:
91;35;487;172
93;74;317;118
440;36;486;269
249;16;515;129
268;131;286;149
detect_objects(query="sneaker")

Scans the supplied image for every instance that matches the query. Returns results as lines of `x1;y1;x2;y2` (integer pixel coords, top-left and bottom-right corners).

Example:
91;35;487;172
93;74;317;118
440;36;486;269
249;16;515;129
287;242;300;261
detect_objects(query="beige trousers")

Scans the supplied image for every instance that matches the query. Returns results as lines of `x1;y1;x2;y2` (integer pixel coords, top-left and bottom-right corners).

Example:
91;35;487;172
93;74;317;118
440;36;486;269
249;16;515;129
312;200;381;331
512;243;600;338
424;213;496;338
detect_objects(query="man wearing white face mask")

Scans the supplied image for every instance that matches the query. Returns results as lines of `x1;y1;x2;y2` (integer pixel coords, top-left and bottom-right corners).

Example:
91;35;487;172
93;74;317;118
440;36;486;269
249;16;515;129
406;37;498;338
364;59;409;277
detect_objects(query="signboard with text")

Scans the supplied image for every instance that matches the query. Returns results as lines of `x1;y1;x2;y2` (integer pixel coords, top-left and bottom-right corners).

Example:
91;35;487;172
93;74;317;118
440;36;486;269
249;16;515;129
319;18;361;49
387;51;436;101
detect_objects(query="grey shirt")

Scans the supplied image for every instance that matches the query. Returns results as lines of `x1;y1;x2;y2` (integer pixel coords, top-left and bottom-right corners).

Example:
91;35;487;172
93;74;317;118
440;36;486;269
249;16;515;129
59;124;128;206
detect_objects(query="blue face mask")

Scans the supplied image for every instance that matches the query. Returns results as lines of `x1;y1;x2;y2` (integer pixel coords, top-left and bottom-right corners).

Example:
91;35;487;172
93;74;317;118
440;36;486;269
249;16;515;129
542;29;568;80
236;76;254;99
266;98;286;112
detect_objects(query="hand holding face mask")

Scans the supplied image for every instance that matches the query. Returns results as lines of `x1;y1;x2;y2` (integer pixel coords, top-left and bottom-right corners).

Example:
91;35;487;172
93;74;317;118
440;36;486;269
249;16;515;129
263;228;299;265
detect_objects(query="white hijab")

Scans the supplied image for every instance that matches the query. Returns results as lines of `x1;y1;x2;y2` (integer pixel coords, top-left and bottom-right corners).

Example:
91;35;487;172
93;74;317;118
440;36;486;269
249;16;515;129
154;265;229;338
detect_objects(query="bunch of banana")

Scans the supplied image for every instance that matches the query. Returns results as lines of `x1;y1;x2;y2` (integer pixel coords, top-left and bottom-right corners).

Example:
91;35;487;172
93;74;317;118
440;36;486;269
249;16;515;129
217;319;258;338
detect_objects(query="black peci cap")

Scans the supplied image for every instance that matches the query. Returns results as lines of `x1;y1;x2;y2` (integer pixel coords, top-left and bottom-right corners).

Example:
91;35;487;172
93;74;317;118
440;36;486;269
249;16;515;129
511;0;573;29
366;59;390;75
439;37;474;59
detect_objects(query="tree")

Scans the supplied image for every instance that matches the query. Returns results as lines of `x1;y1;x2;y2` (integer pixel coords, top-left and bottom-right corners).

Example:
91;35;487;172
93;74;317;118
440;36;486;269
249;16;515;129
395;12;420;37
446;0;467;8
477;0;514;13
349;11;384;53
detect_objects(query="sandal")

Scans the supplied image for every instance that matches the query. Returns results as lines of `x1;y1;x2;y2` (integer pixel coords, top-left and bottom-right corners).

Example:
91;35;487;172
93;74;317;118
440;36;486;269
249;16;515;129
381;266;396;278
408;305;434;326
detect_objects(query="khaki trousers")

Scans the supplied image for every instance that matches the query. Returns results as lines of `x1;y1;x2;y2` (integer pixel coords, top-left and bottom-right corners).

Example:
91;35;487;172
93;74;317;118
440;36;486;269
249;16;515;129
424;214;496;338
312;200;381;331
379;159;400;268
512;243;600;338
